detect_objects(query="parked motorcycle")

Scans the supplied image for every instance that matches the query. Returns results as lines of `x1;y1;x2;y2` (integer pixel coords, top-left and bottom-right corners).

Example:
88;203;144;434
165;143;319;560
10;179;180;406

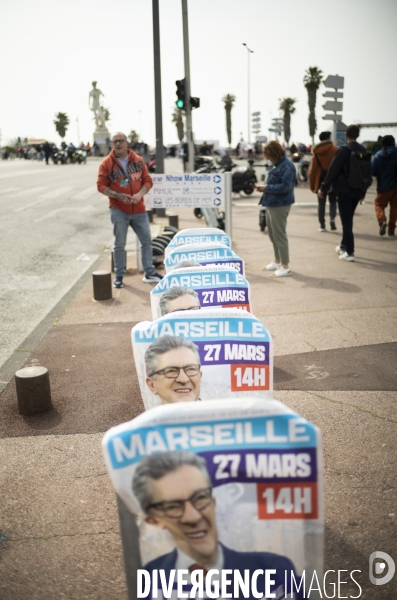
231;159;257;194
52;150;68;164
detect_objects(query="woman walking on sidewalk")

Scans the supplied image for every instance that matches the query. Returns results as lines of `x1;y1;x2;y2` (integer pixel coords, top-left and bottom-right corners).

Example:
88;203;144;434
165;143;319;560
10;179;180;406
256;140;296;277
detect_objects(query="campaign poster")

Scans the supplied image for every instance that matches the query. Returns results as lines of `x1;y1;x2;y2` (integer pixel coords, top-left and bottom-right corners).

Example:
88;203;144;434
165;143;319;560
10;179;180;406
102;398;323;599
131;309;272;410
165;228;231;257
165;243;245;275
150;265;252;320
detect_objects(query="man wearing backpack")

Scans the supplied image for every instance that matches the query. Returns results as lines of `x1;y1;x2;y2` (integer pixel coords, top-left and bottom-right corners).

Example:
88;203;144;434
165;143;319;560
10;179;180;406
371;135;397;237
319;124;372;262
309;131;338;231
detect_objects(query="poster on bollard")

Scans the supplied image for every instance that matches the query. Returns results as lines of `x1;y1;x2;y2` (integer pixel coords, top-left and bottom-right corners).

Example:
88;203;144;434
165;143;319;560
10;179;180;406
102;398;323;599
150;265;252;320
165;228;231;257
165;243;244;275
131;308;272;410
144;173;225;210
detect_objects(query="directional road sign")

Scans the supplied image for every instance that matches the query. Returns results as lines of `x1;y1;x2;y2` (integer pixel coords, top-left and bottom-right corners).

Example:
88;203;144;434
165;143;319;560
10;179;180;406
323;101;343;112
323;91;343;99
252;111;261;116
323;114;343;121
323;75;344;89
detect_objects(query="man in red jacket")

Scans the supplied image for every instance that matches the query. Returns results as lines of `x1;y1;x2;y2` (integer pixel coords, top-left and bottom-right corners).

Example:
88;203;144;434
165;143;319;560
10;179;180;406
308;131;338;232
97;132;163;288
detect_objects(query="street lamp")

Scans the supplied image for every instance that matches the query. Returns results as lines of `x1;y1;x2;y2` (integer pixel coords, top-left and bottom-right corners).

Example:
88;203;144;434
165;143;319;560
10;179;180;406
242;43;254;143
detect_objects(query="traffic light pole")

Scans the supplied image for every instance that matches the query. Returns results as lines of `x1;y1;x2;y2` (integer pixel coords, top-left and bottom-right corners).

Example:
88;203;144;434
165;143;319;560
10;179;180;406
182;0;194;173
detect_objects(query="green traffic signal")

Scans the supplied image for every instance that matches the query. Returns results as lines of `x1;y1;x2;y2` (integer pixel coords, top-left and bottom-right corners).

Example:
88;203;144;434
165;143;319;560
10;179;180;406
176;99;185;109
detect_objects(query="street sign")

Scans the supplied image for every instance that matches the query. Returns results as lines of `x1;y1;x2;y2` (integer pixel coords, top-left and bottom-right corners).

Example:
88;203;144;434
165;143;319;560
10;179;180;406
323;75;344;89
323;101;343;112
145;173;226;209
252;111;261;116
268;127;282;132
323;114;343;121
323;91;343;99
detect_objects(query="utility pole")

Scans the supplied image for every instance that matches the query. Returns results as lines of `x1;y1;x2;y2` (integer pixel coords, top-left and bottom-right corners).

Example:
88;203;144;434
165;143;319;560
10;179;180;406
152;0;165;214
182;0;194;173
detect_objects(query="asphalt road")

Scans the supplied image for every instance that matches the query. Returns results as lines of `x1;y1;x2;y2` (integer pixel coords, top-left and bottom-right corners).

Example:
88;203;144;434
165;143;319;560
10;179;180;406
0;158;112;372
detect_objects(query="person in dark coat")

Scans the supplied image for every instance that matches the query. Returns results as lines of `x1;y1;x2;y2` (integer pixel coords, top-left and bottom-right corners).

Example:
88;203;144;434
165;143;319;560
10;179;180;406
371;135;397;236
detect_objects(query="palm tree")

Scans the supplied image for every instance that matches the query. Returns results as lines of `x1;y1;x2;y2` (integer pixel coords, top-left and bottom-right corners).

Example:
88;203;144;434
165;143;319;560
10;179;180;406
53;112;70;139
303;67;323;145
129;130;139;144
278;98;297;143
222;94;236;147
171;108;184;143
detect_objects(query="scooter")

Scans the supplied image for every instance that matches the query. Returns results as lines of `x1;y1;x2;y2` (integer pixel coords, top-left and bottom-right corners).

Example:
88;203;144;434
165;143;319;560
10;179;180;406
231;159;257;195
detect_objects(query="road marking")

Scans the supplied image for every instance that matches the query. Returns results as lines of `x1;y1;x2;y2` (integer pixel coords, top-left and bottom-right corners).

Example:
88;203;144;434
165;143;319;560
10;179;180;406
70;185;98;200
12;186;46;199
0;186;20;195
40;186;74;200
34;205;94;222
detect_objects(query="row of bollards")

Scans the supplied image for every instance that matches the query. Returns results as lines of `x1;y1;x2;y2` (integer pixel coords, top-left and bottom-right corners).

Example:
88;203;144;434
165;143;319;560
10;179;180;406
14;213;179;416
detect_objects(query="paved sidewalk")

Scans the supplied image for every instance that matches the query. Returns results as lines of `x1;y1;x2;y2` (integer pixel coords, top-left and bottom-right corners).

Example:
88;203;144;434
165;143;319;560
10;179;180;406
0;188;396;599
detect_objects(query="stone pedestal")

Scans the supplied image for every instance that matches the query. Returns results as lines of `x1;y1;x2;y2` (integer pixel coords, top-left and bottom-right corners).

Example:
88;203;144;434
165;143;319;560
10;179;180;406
93;128;111;157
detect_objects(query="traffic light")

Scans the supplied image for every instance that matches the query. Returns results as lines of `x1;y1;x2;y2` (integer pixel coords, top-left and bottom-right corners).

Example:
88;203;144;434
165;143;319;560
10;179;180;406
175;79;186;110
190;97;200;109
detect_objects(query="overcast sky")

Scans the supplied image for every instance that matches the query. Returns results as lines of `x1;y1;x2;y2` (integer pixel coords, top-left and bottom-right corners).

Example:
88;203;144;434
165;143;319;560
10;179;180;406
1;0;396;148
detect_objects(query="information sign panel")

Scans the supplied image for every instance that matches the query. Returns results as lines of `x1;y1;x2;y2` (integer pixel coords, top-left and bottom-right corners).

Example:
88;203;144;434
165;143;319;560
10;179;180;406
144;173;226;209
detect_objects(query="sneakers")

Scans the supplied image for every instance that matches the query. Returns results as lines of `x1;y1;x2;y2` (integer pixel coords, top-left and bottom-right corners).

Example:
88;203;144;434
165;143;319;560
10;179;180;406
335;245;346;255
388;230;395;237
330;220;337;231
270;266;292;277
339;252;355;262
380;221;387;236
142;272;164;283
262;261;281;271
113;276;124;288
319;227;326;232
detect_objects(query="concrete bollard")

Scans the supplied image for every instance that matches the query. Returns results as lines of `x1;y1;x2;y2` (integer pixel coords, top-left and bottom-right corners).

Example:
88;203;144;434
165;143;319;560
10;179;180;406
15;366;53;416
111;251;127;273
168;214;179;229
93;271;112;300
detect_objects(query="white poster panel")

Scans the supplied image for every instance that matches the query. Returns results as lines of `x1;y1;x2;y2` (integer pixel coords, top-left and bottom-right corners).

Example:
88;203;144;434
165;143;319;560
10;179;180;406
102;398;323;599
165;228;231;257
132;309;272;410
165;243;244;275
144;173;225;209
150;265;252;320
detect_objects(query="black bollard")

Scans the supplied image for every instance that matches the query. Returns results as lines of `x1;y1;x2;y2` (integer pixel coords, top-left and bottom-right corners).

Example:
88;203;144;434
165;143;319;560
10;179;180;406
93;271;112;300
146;209;154;223
168;214;179;229
15;366;53;416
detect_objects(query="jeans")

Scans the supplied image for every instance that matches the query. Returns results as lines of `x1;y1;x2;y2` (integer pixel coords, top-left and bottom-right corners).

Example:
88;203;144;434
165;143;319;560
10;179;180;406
110;208;156;277
337;190;363;255
266;205;291;265
318;191;337;227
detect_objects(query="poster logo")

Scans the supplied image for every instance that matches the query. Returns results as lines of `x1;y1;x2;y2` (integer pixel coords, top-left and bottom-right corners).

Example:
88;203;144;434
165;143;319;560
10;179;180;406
369;551;395;585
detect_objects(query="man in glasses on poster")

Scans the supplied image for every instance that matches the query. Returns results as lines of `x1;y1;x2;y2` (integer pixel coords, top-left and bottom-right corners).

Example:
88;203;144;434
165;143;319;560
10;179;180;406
133;451;297;599
145;337;202;404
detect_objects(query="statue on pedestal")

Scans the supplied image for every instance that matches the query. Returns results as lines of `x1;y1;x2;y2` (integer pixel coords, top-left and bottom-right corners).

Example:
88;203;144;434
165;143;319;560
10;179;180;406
89;81;107;129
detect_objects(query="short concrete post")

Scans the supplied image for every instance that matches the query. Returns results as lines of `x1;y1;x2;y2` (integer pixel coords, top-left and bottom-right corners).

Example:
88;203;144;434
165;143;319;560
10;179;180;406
93;271;112;300
15;366;53;416
168;214;179;229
